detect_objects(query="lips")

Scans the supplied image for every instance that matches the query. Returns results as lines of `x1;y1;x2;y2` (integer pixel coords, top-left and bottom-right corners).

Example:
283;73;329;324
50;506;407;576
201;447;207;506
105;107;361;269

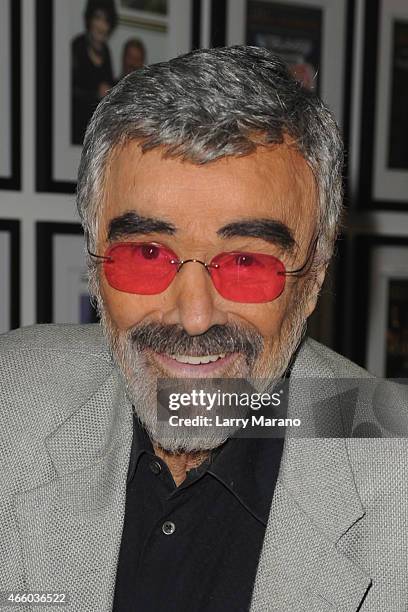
144;348;241;377
167;353;226;365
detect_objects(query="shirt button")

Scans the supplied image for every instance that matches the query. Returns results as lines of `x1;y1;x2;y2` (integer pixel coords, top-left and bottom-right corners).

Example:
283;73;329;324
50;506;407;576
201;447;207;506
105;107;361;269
162;521;176;535
149;460;162;475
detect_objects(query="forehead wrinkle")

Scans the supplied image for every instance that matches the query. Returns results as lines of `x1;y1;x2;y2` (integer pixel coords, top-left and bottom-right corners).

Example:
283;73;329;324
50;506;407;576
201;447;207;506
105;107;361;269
236;145;315;211
267;145;317;246
101;141;317;253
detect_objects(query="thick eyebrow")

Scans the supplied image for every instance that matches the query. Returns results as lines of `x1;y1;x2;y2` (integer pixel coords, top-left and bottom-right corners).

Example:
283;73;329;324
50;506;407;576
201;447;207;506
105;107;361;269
107;211;176;241
217;218;297;252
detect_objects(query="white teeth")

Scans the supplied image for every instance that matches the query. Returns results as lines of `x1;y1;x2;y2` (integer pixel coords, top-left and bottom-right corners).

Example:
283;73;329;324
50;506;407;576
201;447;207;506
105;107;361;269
168;353;226;365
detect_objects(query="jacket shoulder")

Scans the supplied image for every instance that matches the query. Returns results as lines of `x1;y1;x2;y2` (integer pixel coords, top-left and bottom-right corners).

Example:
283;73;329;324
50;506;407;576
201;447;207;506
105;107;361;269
0;324;114;445
0;322;110;360
295;337;372;379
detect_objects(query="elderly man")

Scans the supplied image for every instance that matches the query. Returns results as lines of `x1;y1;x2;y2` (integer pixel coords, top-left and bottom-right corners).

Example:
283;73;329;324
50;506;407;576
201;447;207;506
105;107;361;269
1;46;407;612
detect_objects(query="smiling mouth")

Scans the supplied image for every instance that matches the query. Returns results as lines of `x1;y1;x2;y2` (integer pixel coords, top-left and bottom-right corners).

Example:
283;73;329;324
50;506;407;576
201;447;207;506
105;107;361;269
144;349;241;376
166;353;226;365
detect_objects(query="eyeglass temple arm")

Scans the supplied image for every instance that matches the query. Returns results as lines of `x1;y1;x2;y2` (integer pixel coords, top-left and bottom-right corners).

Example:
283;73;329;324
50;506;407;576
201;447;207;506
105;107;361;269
86;245;112;262
283;235;319;277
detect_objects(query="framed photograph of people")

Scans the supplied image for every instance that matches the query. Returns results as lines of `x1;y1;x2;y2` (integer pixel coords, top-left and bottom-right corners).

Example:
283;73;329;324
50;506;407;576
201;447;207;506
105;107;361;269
35;0;193;193
226;0;353;130
0;220;20;333
0;0;21;190
359;0;408;209
36;222;99;324
351;235;408;378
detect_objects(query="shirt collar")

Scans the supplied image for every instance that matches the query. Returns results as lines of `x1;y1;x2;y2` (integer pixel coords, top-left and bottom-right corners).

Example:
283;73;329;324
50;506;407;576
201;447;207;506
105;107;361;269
126;411;154;485
207;434;283;526
127;409;283;525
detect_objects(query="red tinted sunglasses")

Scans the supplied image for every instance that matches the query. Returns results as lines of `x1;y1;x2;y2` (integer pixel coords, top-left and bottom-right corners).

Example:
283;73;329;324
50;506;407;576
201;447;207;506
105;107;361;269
88;241;315;304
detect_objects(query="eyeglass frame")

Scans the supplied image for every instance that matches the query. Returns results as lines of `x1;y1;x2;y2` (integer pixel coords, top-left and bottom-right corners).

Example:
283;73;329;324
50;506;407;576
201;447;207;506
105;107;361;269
87;234;319;284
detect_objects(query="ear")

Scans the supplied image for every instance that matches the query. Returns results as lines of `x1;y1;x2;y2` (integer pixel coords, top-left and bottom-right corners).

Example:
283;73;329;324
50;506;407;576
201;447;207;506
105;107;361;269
303;265;327;319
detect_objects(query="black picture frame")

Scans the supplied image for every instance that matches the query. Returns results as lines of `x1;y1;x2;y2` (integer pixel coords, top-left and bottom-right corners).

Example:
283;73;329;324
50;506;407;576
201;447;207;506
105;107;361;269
0;219;20;332
36;222;99;324
0;0;21;190
350;235;408;376
35;0;75;193
223;0;354;136
358;0;408;210
246;1;324;93
35;0;195;194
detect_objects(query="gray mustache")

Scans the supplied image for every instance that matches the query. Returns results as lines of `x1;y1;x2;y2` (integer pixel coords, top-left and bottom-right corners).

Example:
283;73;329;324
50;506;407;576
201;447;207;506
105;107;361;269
130;322;263;363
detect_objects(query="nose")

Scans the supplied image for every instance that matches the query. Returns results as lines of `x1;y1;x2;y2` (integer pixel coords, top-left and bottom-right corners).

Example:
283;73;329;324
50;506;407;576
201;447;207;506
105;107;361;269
161;260;228;335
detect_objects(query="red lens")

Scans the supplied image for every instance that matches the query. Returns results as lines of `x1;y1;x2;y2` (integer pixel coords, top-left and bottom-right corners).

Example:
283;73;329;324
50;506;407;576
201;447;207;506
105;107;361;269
103;242;178;294
209;252;286;303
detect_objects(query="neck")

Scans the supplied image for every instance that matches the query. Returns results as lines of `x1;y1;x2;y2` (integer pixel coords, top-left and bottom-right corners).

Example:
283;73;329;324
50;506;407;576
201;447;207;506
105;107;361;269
153;446;210;486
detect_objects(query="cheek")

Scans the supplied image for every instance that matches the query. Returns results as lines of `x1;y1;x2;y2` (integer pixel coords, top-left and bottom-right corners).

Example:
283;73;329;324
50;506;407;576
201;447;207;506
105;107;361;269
100;276;162;330
239;289;296;340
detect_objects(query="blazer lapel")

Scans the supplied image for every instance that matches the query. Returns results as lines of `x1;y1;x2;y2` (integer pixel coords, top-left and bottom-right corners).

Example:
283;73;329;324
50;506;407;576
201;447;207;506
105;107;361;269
250;340;373;611
250;476;371;611
14;368;133;612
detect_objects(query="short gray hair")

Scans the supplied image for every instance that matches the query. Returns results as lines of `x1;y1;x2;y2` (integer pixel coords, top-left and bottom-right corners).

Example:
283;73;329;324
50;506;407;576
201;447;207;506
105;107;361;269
77;45;344;274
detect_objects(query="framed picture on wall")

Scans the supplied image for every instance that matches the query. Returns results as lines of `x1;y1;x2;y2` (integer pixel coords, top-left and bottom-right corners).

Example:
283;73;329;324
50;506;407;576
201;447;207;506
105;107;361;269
0;0;21;190
351;235;408;378
35;0;193;193
116;0;167;29
0;220;20;332
359;0;408;209
226;0;354;130
36;222;99;324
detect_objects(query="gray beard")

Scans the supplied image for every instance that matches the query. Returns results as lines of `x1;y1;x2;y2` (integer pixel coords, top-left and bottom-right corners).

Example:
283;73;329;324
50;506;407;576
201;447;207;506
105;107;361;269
97;300;307;453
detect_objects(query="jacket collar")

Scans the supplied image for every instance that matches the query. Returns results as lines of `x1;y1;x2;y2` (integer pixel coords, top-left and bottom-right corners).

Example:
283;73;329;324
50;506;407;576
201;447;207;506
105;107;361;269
281;339;365;542
15;366;134;611
250;338;372;610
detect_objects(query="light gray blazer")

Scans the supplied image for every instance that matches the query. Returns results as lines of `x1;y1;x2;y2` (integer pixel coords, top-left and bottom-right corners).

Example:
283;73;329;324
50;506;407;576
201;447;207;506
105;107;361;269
0;324;408;611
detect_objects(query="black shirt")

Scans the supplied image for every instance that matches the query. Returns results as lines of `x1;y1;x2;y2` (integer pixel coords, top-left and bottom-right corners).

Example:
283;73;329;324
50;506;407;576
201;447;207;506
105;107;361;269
112;413;284;612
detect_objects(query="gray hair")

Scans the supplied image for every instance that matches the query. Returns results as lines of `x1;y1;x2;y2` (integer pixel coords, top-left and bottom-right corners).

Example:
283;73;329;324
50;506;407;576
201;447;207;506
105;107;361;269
77;45;344;286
